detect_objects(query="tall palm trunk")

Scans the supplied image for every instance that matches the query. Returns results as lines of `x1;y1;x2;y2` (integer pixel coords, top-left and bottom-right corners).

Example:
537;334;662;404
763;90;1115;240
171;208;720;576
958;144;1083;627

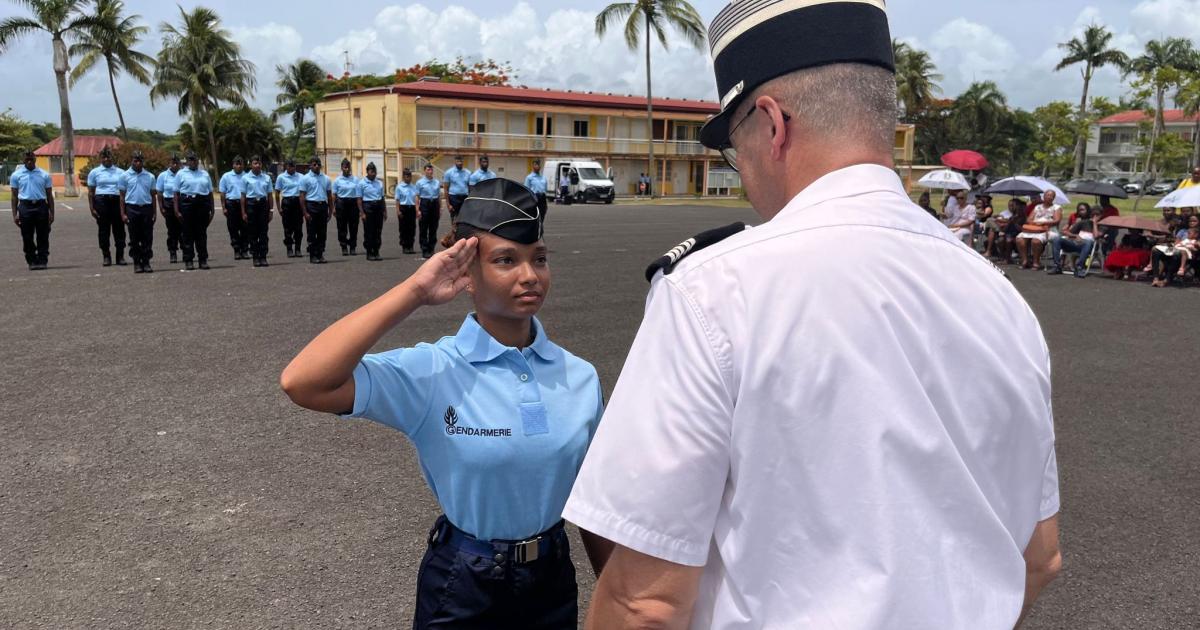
106;62;129;140
291;110;304;158
203;104;219;171
53;35;78;197
645;17;655;199
1134;87;1167;212
1071;66;1092;178
1192;116;1200;168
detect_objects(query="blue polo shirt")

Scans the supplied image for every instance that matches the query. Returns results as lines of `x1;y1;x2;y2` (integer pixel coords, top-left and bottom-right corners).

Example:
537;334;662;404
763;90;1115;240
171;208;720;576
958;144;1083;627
442;166;470;195
87;164;123;195
219;169;245;201
345;314;603;541
9;165;52;201
155;168;180;199
301;172;332;203
120;168;156;205
469;168;497;186
333;174;362;199
176;167;213;195
524;172;547;195
416;176;441;200
242;171;272;199
360;176;384;202
274;171;304;198
394;181;418;205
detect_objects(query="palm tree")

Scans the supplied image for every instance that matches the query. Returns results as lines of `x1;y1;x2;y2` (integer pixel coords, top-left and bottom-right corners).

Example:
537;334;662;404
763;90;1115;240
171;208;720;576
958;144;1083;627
951;81;1009;147
68;0;154;141
595;0;705;198
0;0;101;196
150;6;255;171
893;40;942;119
275;59;326;158
1126;38;1199;168
1055;24;1129;178
1175;78;1200;169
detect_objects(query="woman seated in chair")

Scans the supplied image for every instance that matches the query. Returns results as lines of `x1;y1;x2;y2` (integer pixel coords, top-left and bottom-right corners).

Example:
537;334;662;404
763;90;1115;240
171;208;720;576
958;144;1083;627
1015;190;1062;270
1148;215;1200;287
1104;230;1152;280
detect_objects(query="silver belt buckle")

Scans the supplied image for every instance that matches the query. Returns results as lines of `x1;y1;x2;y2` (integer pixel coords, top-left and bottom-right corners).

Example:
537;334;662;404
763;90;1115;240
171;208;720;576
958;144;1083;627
513;537;540;564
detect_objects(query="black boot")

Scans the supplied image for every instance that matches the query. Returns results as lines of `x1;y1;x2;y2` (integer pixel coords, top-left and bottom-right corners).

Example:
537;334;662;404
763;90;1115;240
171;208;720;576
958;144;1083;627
144;262;153;273
199;260;210;270
134;263;144;274
103;252;113;267
341;244;349;256
170;251;178;264
310;255;318;264
185;260;195;271
116;250;128;266
350;246;358;256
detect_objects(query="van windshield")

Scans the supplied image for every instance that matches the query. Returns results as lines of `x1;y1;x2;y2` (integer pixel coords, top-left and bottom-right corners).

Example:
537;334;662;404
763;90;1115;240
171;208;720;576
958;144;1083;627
577;168;606;180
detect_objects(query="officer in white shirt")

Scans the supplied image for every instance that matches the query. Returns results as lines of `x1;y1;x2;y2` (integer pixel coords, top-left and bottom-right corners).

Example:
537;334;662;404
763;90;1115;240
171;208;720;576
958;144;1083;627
564;2;1062;629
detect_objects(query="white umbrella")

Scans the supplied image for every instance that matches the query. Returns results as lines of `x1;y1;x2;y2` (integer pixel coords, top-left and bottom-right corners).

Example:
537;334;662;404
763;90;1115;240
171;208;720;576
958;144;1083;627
1155;186;1200;208
918;169;971;190
985;176;1070;205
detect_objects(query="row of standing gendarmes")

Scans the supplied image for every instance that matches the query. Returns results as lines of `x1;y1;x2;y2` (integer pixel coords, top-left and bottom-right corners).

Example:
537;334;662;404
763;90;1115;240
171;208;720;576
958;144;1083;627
9;150;552;272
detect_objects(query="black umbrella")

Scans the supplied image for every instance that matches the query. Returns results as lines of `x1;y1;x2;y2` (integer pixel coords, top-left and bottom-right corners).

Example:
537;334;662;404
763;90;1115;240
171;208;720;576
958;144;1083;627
1064;180;1128;199
984;178;1043;197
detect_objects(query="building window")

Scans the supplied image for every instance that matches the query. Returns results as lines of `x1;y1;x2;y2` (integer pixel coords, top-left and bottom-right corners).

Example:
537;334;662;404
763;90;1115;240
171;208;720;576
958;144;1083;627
468;122;487;133
536;117;553;136
573;120;589;137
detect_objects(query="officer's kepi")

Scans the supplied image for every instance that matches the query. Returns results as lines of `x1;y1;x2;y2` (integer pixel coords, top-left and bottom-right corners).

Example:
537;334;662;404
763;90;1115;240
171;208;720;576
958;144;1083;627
699;0;895;150
457;178;544;244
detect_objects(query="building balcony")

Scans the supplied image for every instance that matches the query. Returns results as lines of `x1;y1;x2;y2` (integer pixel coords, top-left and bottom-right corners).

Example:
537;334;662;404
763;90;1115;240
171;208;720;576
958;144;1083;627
415;130;718;158
1097;143;1142;156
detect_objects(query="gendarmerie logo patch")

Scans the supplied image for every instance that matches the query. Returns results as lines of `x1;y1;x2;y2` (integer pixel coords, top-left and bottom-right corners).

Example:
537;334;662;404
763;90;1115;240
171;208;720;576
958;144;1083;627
444;405;512;438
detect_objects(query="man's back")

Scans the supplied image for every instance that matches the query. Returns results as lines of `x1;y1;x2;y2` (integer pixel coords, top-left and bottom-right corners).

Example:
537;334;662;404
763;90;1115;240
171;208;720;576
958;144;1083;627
567;165;1058;628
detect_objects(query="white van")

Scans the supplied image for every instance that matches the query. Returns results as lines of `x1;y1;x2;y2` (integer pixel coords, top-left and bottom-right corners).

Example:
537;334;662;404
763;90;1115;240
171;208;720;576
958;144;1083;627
543;159;616;204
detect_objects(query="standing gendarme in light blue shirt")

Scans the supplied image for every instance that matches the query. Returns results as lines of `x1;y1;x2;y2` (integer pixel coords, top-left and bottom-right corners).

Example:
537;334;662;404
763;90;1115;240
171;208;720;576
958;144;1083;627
333;174;362;199
120;168;156;206
442;166;470;195
394;181;418;206
469;168;497;186
360;177;384;202
155;168;180;199
87;164;123;195
524;172;547;195
416;176;441;201
219;170;245;202
241;171;273;199
175;167;213;195
343;314;603;541
10;165;52;201
274;171;304;198
301;172;332;203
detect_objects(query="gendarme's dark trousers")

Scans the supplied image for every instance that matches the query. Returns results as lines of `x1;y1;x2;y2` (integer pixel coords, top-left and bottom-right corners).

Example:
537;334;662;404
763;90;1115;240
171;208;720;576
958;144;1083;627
125;204;154;265
447;194;466;220
534;193;548;220
306;202;329;257
94;194;125;256
398;204;416;250
18;200;50;265
245;197;270;260
179;194;212;263
418;199;440;257
225;202;247;256
280;196;303;251
362;200;385;256
413;516;577;630
335;198;360;250
162;199;182;254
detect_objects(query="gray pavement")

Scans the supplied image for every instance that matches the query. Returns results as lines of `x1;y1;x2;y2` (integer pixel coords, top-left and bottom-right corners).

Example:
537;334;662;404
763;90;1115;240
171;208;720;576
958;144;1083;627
1;202;1197;628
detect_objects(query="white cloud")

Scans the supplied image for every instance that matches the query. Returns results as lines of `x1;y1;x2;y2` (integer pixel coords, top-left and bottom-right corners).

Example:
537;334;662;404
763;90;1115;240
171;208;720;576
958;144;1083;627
231;23;304;117
929;19;1017;86
1129;0;1200;39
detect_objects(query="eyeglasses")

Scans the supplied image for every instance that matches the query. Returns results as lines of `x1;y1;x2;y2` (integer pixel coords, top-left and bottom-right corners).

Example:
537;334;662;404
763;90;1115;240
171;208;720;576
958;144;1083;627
717;107;792;172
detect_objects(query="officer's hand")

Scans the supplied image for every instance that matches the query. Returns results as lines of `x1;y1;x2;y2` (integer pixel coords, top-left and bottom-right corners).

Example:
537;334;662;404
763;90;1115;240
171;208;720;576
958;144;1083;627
303;212;311;223
48;213;54;225
122;214;129;224
222;208;228;216
408;237;478;306
242;212;249;223
90;208;98;219
360;213;366;222
175;211;183;221
12;215;20;227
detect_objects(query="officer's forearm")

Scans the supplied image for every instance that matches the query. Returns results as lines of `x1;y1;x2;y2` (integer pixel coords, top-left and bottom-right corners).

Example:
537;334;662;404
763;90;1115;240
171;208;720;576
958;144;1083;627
281;279;425;414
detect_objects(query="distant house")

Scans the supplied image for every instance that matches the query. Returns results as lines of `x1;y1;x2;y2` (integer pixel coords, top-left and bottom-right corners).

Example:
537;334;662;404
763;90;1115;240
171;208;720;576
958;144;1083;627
1086;110;1199;176
34;135;123;187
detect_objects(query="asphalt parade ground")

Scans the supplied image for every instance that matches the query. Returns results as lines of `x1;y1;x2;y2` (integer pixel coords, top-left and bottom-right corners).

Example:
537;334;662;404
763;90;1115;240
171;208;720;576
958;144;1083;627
2;202;1197;629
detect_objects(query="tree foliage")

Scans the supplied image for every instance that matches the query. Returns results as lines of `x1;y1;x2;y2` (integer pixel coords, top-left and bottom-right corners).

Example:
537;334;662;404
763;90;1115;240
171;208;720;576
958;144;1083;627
77;140;171;180
68;0;154;140
176;107;283;173
1031;102;1080;178
0;110;38;162
894;39;942;119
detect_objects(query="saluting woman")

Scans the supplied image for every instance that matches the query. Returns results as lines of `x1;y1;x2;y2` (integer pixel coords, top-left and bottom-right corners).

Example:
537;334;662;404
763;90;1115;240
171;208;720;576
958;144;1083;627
281;179;610;629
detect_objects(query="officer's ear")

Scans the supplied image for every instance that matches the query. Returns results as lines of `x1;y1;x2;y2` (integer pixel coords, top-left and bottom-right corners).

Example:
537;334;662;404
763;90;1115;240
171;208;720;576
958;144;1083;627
755;95;790;161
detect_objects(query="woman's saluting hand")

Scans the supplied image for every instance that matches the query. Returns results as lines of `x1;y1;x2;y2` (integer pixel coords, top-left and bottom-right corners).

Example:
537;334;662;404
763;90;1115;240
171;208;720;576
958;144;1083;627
410;237;478;306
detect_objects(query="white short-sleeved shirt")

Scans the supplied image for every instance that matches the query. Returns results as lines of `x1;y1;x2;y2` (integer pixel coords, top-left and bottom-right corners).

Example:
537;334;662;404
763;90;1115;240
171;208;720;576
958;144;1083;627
564;164;1059;630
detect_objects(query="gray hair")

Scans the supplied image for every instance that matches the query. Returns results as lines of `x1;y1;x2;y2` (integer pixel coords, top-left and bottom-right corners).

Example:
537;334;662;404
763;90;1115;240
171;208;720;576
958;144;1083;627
752;63;896;154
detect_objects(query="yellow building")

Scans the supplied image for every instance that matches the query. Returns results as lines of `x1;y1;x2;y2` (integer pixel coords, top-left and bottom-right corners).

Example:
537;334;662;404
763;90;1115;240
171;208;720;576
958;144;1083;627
315;80;916;196
34;135;123;188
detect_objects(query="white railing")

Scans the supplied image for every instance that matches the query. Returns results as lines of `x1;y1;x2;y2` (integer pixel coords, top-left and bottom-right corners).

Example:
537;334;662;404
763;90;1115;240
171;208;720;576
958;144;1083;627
1097;143;1142;156
415;130;718;157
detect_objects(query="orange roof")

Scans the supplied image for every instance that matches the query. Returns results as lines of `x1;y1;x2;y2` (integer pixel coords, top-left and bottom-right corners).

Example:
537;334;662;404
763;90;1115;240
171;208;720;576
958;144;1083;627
1097;109;1200;125
326;81;720;115
34;135;123;157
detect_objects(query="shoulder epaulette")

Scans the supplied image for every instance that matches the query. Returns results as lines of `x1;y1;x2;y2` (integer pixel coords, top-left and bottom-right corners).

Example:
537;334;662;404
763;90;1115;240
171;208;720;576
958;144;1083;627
644;222;748;282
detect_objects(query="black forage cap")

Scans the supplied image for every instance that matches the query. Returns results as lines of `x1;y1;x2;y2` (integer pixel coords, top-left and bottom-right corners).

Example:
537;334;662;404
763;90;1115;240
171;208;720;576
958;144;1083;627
458;178;544;244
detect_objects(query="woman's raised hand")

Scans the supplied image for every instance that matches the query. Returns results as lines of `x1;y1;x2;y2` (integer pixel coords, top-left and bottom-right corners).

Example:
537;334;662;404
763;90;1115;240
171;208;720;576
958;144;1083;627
408;237;479;306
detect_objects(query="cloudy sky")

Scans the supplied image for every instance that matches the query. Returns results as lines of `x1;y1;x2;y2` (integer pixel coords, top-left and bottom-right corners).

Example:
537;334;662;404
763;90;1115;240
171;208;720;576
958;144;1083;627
2;0;1199;132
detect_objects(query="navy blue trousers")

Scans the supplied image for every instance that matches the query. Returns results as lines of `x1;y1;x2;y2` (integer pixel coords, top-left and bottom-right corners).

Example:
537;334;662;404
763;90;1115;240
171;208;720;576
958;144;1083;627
412;516;578;629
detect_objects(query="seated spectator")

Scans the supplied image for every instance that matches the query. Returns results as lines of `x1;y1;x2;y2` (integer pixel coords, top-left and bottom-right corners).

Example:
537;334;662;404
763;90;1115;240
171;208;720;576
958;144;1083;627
917;191;939;219
1048;202;1096;278
944;190;975;244
1095;195;1120;256
1015;190;1062;270
1148;215;1200;287
994;198;1027;264
975;195;996;256
1104;229;1152;280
